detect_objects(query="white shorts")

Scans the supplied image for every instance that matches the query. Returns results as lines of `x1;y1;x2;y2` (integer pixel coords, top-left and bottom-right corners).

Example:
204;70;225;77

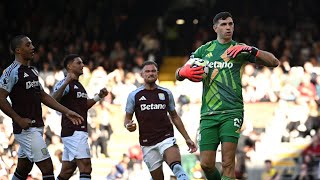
61;131;91;161
14;127;50;162
141;137;177;171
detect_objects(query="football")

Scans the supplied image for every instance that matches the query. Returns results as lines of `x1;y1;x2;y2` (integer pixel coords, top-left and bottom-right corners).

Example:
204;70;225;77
191;58;209;78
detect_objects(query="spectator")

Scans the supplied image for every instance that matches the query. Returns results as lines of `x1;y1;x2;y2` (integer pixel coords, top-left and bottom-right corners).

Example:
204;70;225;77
261;160;280;180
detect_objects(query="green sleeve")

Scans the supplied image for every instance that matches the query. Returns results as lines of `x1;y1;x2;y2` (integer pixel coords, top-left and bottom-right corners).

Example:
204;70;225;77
191;43;208;58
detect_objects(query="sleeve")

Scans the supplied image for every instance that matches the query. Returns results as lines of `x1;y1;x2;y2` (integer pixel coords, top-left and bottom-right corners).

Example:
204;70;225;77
0;68;18;93
167;90;175;111
191;45;205;59
125;92;135;114
53;79;69;96
237;53;256;64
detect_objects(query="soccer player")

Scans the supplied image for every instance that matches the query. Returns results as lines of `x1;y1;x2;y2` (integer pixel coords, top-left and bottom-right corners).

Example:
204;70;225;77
175;12;280;180
52;54;108;180
124;60;198;180
0;35;83;180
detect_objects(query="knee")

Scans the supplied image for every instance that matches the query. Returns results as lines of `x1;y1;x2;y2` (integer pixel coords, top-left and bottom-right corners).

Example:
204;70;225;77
38;161;54;175
79;161;92;174
200;161;215;172
59;168;76;179
40;165;54;175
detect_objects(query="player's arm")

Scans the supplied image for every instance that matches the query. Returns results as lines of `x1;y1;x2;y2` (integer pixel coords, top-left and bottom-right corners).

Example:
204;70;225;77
87;88;109;109
169;110;191;141
0;88;32;129
0;70;32;129
124;92;137;132
255;50;279;67
52;81;69;101
124;112;136;132
52;73;75;101
41;90;83;125
227;44;279;67
169;110;197;153
175;58;204;82
176;44;206;82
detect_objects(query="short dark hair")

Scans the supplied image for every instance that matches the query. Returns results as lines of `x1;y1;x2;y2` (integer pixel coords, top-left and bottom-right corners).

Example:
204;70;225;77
213;12;232;25
63;54;80;69
10;35;27;54
141;60;158;69
265;159;272;164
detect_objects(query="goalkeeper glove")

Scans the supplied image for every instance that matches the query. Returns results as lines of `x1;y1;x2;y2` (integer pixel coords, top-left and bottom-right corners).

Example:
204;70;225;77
227;44;260;58
177;60;204;82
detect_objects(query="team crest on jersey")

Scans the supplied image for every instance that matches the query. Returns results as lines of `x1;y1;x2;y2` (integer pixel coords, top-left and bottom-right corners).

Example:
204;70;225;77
41;148;48;155
158;93;165;100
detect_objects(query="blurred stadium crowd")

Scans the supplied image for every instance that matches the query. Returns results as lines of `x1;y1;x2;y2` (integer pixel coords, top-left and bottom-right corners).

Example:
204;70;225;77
1;0;320;179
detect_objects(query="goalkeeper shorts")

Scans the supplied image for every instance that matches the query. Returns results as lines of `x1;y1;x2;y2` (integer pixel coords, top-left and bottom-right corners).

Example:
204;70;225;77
198;111;243;151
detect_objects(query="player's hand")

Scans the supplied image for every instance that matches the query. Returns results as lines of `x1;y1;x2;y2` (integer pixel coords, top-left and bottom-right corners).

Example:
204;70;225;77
65;73;77;83
226;44;259;58
15;117;33;130
186;139;198;153
65;110;84;125
125;120;137;132
178;60;204;82
98;88;109;98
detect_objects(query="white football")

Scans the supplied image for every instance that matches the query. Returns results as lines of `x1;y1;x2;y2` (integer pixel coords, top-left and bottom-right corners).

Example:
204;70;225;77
191;58;209;78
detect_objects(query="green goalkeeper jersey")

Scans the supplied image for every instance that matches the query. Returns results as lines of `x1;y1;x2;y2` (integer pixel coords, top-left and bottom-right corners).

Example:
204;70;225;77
192;40;255;118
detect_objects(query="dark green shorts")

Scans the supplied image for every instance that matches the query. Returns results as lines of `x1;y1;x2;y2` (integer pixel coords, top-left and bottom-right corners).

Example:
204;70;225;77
198;112;243;151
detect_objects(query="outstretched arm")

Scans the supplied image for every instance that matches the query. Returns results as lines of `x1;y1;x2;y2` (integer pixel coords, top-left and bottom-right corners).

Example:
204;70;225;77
41;90;83;125
255;50;279;67
169;110;197;153
87;88;109;109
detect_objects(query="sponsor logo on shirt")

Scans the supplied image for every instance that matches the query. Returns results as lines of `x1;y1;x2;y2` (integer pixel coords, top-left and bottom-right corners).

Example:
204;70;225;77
140;103;166;111
208;61;233;69
24;72;29;78
77;92;87;98
26;80;40;89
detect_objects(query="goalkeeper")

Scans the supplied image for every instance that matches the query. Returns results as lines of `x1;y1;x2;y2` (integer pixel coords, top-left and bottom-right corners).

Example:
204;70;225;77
175;12;279;180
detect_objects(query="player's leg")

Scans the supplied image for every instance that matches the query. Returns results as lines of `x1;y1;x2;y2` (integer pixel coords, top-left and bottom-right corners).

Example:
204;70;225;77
161;138;188;180
219;112;244;180
12;158;33;180
35;158;55;180
56;161;77;180
221;141;237;179
199;119;221;180
150;165;164;180
141;145;163;180
76;158;92;180
61;131;92;179
24;128;54;179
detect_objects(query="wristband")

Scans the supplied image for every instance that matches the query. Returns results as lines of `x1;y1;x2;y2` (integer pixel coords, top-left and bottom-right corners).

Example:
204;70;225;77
93;94;102;102
250;47;259;57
